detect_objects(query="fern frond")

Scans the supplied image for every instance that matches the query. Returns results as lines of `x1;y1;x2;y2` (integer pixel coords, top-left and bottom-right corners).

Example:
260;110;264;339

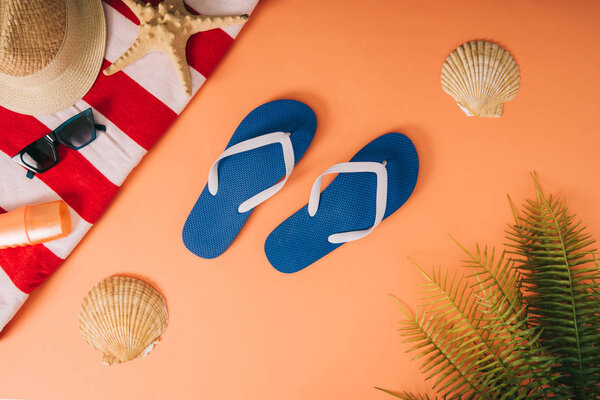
374;388;456;400
507;175;600;398
395;300;492;399
451;237;523;315
389;175;600;399
452;238;558;397
418;262;534;396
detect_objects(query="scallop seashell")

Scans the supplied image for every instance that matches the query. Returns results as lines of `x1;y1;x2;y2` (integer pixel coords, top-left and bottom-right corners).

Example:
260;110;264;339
441;40;520;117
78;276;168;365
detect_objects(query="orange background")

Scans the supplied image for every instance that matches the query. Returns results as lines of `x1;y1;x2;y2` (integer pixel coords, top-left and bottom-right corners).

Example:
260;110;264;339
2;0;600;398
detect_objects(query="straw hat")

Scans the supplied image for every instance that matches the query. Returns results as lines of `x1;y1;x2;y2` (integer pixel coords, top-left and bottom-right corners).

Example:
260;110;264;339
0;0;106;116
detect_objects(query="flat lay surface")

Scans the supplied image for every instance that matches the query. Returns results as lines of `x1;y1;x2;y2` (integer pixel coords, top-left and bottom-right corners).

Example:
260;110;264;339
1;0;600;399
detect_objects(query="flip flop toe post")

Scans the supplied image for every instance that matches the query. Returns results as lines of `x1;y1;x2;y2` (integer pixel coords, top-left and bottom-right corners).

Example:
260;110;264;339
265;132;418;273
182;100;317;258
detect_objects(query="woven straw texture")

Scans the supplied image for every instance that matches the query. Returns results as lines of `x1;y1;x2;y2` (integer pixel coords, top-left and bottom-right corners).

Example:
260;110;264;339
441;40;520;118
0;0;106;116
78;276;168;365
0;0;66;76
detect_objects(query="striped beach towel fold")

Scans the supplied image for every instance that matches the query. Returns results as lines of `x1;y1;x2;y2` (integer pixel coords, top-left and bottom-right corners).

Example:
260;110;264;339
0;0;259;332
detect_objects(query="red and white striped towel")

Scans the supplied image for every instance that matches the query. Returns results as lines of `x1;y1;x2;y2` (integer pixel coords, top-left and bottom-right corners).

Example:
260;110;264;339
0;0;258;332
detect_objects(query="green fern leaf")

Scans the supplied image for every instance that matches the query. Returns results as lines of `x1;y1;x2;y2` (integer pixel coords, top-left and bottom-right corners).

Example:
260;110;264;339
374;388;458;400
393;298;492;399
387;175;598;399
452;238;559;397
507;174;600;398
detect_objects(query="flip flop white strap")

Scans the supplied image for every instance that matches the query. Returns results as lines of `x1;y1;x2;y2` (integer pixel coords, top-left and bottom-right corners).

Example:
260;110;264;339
308;161;388;244
208;131;295;213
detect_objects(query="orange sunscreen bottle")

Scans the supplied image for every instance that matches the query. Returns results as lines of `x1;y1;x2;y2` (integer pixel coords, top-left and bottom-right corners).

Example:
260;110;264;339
0;200;71;249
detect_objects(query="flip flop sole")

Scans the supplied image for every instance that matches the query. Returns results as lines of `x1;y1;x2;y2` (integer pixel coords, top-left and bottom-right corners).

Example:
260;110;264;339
183;100;317;259
265;132;418;273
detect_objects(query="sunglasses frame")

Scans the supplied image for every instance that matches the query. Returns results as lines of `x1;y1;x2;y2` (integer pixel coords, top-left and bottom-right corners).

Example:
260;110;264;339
12;108;106;178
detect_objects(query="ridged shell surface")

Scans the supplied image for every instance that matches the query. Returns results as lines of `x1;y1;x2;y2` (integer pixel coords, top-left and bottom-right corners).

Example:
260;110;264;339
79;276;168;365
441;40;520;117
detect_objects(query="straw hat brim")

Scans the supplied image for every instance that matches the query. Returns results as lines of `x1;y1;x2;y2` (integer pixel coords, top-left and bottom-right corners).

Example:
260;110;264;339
0;0;106;116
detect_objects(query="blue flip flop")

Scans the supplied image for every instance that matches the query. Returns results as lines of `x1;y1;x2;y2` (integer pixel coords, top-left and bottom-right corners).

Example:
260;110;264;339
265;132;418;273
183;100;317;258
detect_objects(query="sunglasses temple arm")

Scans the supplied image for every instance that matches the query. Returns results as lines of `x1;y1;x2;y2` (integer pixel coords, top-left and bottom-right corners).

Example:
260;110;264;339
95;124;106;132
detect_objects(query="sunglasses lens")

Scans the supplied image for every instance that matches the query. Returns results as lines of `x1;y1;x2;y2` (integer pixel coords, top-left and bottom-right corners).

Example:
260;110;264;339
55;113;95;148
21;140;56;171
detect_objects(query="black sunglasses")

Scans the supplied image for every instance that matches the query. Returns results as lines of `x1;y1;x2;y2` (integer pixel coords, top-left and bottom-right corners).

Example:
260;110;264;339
12;108;106;179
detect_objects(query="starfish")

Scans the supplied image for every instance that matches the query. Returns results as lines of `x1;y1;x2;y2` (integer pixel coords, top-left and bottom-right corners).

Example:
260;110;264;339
104;0;249;96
